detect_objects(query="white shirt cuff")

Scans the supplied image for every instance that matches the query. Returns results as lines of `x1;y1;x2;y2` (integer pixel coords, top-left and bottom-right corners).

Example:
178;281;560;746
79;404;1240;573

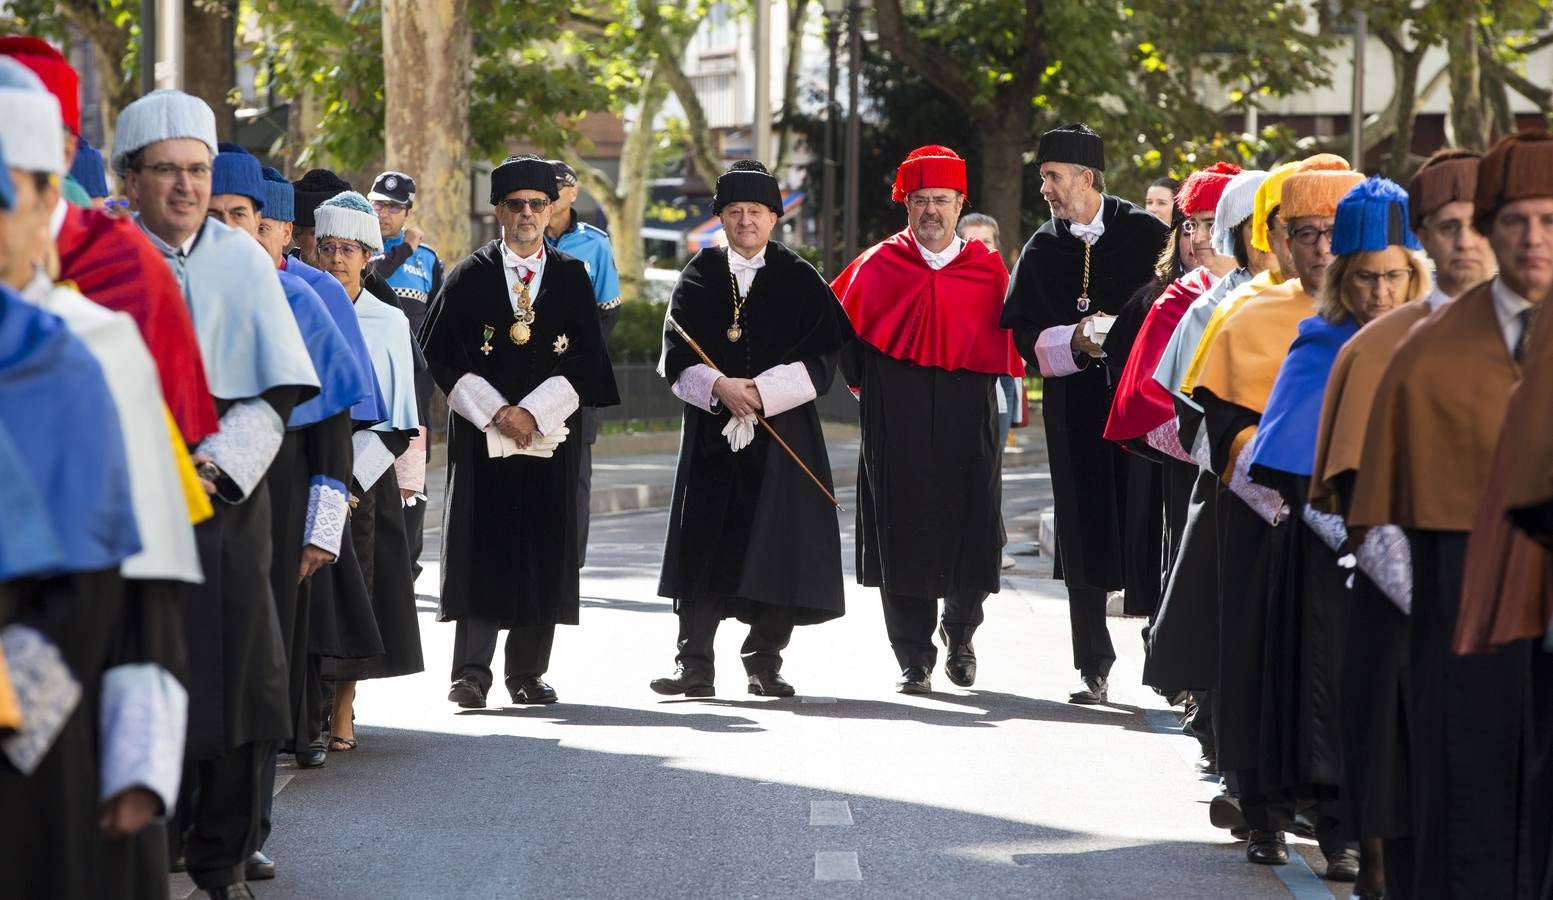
448;373;509;431
394;426;427;496
351;430;396;490
519;375;580;437
672;363;721;414
1356;525;1412;614
753;362;817;417
1034;324;1087;378
98;663;187;814
195;399;286;503
1228;443;1289;526
304;476;349;556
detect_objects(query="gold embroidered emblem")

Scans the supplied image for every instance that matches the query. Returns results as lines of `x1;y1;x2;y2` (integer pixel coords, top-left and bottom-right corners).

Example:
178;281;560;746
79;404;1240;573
553;333;570;355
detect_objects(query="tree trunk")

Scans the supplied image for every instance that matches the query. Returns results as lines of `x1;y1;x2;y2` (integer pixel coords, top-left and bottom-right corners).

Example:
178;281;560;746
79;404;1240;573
773;0;809;173
381;0;472;263
183;0;238;142
1377;30;1424;181
976;113;1029;261
1446;15;1489;149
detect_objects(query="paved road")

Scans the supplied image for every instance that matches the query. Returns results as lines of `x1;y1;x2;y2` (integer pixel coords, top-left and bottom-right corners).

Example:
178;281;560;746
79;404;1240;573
184;466;1345;899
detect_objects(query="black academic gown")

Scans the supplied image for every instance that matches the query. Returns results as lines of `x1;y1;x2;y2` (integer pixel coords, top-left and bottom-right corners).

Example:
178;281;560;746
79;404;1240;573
420;241;619;627
658;243;851;624
1000;196;1169;592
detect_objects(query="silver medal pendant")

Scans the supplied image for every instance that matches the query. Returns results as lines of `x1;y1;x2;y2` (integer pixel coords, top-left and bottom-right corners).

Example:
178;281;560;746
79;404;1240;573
1077;295;1091;313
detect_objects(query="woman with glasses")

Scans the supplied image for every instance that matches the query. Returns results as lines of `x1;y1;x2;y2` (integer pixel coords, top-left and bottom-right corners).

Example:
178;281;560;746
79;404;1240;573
1247;177;1428;895
311;191;425;752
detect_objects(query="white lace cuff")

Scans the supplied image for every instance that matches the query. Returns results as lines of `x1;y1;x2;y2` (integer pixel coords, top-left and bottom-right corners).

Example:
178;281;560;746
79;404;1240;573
1145;417;1195;464
352;430;396;491
753;362;817;417
1301;504;1349;555
1356;525;1412;614
98;663;186;813
1034;324;1086;377
1228;444;1289;526
196;399;285;503
394;426;427;496
672;364;721;414
304;476;349;556
448;373;508;430
0;624;81;776
519;375;580;437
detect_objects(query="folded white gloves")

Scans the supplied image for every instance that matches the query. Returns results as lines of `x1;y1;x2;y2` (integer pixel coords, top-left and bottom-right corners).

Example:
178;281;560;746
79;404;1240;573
722;414;758;453
487;425;571;459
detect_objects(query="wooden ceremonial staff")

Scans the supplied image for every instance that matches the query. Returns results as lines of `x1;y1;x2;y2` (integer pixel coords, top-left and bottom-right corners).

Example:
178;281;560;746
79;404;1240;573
666;314;843;510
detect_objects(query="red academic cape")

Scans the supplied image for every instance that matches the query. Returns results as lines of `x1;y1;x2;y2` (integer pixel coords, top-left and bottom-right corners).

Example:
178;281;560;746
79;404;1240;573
56;205;218;444
832;230;1024;377
1103;267;1215;442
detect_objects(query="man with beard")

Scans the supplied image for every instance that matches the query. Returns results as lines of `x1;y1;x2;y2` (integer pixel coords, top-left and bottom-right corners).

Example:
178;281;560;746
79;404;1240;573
831;145;1024;694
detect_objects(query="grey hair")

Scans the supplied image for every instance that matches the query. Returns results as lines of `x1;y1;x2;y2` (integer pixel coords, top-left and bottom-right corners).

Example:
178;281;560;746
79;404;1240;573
1073;164;1105;194
957;212;1000;241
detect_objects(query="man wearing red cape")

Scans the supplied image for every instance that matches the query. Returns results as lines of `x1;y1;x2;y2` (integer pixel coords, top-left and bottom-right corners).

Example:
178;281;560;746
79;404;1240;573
832;145;1024;695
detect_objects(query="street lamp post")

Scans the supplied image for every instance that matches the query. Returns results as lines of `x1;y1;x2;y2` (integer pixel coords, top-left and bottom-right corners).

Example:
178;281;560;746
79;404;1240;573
821;0;843;276
843;0;863;264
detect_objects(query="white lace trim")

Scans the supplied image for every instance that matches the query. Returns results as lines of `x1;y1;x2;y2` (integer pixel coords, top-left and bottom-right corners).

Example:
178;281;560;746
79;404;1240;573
1228;440;1289;526
394;426;427;496
519;375;580;437
304;478;349;556
0;624;81;776
99;663;187;812
1355;525;1412;614
449;373;508;430
753;361;818;417
1034;323;1085;377
351;430;396;491
196;399;285;503
671;363;721;414
1301;504;1349;554
1145;417;1195;464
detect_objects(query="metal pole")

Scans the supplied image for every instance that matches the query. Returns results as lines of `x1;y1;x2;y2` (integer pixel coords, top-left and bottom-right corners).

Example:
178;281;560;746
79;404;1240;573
1350;11;1367;168
821;13;840;276
843;0;862;263
141;0;157;94
155;0;184;90
753;0;771;165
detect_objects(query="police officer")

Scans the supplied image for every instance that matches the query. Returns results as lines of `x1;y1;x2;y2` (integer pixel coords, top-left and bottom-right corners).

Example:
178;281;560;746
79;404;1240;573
368;170;443;578
544;160;621;566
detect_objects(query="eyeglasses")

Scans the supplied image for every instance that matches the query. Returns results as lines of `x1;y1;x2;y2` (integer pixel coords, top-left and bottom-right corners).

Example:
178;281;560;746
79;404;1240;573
906;195;958;211
139;162;212;182
1350;268;1411;291
317;241;366;258
371;200;409;213
498;198;552;213
1287;225;1335;246
1182;218;1215;236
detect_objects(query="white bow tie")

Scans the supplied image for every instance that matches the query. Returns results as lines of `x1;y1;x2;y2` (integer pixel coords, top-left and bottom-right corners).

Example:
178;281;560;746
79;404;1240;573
1069;220;1105;245
728;252;765;272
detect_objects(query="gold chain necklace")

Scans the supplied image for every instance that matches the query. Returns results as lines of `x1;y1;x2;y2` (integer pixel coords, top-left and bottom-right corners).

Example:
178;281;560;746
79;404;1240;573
1077;242;1092;313
510;273;537;345
726;256;748;342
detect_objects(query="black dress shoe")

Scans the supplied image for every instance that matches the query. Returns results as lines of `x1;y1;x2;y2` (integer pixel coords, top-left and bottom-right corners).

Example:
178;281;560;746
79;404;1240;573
294;748;327;769
896;667;932;694
1325;848;1360;882
447;677;486;709
205;884;256;900
508;676;558;704
1246;830;1289;865
650;666;715;697
245;851;276;881
1068;675;1108;705
1208;792;1245;830
937;623;977;687
748;670;796;697
170;852;186;874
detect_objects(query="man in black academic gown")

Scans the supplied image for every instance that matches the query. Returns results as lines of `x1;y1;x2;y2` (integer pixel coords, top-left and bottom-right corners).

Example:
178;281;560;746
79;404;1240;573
421;155;618;709
832;145;1025;694
650;161;851;699
1001;123;1169;704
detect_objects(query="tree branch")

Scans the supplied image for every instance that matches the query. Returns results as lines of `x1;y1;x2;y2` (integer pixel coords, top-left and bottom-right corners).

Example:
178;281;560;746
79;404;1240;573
1481;53;1552;111
655;35;723;180
871;0;978;117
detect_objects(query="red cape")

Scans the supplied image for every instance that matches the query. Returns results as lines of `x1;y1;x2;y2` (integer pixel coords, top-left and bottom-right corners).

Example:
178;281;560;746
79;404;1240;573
832;230;1024;377
1103;267;1215;442
56;206;218;443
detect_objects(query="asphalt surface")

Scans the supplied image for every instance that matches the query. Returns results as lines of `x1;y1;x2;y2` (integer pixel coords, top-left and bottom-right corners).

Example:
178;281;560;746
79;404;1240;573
173;443;1346;899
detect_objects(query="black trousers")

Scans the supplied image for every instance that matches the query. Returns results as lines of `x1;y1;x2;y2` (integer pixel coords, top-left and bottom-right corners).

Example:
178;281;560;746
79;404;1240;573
176;741;273;889
674;600;795;677
881;589;986;670
451;617;556;692
575;305;619;568
1068;585;1116;678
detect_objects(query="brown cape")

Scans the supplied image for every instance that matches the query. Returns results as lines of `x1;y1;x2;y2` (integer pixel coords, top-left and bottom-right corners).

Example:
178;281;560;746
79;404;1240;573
1505;302;1553;525
1348;281;1518;531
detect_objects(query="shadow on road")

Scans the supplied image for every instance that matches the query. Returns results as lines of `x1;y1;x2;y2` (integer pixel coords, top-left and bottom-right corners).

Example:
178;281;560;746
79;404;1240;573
668;689;1153;732
456;702;766;733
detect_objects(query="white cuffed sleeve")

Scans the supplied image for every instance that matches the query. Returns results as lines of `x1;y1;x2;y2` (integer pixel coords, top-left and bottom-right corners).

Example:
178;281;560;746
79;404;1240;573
303;476;350;556
98;663;187;813
753;362;817;417
1227;441;1289;526
351;430;396;491
1034;324;1087;377
448;373;509;431
394;426;427;497
1356;525;1412;614
671;364;722;414
518;375;580;437
195;399;286;503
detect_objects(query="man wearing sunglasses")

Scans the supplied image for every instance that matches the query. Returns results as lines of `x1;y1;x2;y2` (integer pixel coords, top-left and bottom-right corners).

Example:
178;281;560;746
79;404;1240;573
421;155;619;710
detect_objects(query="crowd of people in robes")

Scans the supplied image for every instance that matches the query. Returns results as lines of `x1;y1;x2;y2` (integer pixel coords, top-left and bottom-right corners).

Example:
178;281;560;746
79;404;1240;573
5;24;1553;900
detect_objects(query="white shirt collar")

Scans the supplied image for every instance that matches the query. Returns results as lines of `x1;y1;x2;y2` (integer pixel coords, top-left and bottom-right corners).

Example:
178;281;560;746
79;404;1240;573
914;235;964;271
1423;283;1452;310
1068;198;1106;245
501;240;545;272
727;244;768;270
1491;276;1536;356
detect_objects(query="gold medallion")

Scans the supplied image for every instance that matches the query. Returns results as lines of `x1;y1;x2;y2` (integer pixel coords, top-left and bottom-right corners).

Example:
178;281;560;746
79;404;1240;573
509;321;531;346
727;326;743;342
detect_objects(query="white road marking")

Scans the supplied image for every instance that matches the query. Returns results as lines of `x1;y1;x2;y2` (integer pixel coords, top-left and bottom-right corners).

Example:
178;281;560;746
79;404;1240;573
809;800;854;826
814;850;862;881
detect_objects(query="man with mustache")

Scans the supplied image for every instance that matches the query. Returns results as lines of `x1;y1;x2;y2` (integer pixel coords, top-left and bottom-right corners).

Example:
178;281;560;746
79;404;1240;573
1001;123;1170;705
832;145;1025;694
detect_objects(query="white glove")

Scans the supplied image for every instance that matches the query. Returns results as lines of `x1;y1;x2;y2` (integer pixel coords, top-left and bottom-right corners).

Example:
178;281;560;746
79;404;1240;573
721;414;757;453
